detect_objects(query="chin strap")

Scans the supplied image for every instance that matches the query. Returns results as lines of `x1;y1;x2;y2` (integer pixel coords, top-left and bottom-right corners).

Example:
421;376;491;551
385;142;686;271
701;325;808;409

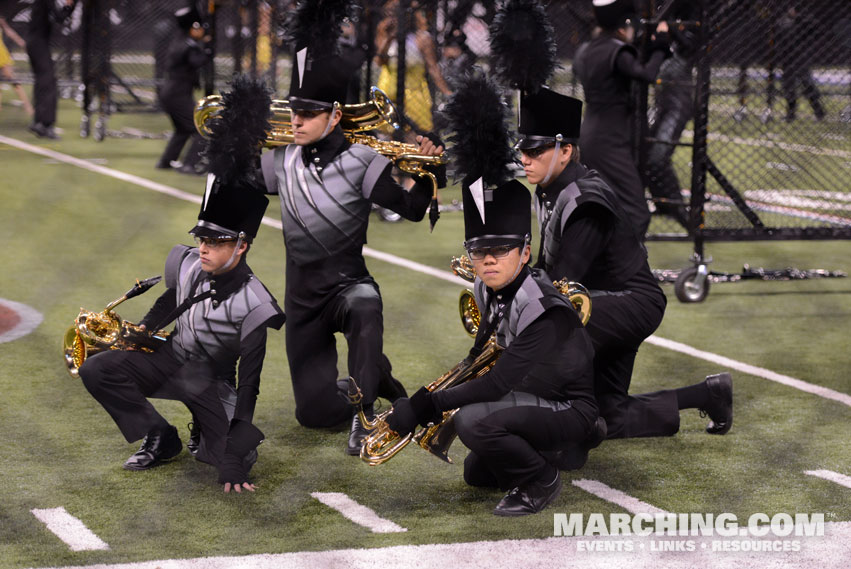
219;231;246;274
541;135;563;186
508;237;532;284
320;102;341;139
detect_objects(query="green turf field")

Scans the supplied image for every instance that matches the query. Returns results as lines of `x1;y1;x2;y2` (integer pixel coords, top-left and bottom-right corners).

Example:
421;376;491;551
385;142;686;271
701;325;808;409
1;91;850;569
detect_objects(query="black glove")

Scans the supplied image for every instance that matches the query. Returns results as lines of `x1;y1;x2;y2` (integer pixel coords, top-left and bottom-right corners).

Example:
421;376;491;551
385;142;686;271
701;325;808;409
421;132;447;189
649;32;672;57
386;387;440;436
218;453;248;485
217;419;264;484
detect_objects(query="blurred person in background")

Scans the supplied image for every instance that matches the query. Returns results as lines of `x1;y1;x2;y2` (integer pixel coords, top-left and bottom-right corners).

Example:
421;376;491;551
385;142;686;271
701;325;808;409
573;0;670;238
0;16;34;117
777;0;825;122
644;0;700;230
155;6;210;175
374;0;452;138
25;0;77;139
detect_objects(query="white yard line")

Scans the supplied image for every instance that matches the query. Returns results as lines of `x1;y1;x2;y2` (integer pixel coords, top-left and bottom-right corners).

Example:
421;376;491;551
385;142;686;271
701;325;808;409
646;336;851;408
2;135;849;407
310;492;407;533
804;470;851;489
30;507;109;551
571;479;670;515
21;522;851;569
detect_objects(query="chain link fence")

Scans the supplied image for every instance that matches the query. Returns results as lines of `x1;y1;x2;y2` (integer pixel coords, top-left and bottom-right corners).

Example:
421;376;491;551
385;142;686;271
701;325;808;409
4;0;848;247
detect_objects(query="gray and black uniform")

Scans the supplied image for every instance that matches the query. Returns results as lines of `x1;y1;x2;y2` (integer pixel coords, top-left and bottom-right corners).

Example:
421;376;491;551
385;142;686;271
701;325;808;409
574;32;669;236
80;245;284;472
261;126;432;428
430;266;598;491
535;162;677;439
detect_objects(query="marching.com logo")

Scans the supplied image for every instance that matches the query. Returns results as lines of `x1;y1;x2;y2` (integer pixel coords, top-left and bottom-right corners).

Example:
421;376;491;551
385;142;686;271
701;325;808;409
554;513;825;552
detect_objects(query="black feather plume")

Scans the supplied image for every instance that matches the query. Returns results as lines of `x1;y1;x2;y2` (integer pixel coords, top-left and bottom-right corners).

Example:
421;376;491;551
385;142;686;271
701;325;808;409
489;0;559;92
283;0;360;57
204;75;272;184
442;69;516;188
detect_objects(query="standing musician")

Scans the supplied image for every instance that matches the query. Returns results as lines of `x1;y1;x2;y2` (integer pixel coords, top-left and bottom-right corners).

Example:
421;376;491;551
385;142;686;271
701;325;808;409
79;78;285;493
261;2;446;455
517;86;733;440
573;0;672;238
384;73;602;517
155;6;210;174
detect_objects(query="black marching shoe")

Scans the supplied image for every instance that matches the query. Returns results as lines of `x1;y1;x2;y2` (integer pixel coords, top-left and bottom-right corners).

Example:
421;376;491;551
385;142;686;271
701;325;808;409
494;471;563;517
346;413;374;456
123;425;182;470
700;372;733;435
543;416;607;471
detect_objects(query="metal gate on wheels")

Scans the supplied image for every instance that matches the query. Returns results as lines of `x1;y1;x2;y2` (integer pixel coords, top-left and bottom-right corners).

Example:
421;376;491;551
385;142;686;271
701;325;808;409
637;0;850;302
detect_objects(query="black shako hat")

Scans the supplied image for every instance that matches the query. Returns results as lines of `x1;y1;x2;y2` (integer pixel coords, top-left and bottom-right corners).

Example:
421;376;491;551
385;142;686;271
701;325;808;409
463;179;531;249
592;0;635;31
174;6;202;31
190;177;269;242
190;75;272;242
284;0;358;110
517;87;583;150
288;51;352;110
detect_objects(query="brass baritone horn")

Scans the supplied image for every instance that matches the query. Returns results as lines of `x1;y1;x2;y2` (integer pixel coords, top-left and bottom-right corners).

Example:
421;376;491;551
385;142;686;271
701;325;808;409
194;86;445;175
63;277;168;377
353;256;593;466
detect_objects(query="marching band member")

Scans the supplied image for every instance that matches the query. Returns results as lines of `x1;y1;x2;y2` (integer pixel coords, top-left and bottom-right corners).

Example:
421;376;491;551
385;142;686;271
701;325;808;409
516;86;733;440
79;78;285;493
385;72;603;517
260;0;446;454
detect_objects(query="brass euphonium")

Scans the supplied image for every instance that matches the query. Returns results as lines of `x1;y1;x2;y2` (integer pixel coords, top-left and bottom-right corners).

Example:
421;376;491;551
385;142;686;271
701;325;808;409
63;277;169;377
353;256;592;466
194;86;446;190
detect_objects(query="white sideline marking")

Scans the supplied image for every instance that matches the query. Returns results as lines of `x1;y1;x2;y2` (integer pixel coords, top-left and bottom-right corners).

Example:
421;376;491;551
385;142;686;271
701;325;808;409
310;492;407;533
30;507;109;551
572;479;670;515
805;470;851;489
0;134;468;288
2;135;849;407
22;522;851;569
646;336;851;408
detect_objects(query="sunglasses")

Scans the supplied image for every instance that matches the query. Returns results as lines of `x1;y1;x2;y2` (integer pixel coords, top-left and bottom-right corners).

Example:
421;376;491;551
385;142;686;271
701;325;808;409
194;236;237;249
466;244;519;261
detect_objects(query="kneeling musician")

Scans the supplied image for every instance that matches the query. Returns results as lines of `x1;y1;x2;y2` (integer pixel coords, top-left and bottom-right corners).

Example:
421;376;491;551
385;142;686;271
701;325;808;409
387;178;605;517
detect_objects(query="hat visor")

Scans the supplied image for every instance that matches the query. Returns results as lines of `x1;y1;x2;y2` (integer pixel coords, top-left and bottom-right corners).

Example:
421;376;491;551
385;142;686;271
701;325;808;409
516;136;556;151
288;97;335;111
465;236;527;249
189;225;238;240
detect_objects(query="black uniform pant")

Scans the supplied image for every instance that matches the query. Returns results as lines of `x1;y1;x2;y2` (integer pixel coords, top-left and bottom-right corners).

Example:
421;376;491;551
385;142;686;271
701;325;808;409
781;64;825;119
157;88;204;168
454;392;597;491
78;343;235;467
587;291;679;439
646;55;693;226
26;39;58;127
285;280;393;428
